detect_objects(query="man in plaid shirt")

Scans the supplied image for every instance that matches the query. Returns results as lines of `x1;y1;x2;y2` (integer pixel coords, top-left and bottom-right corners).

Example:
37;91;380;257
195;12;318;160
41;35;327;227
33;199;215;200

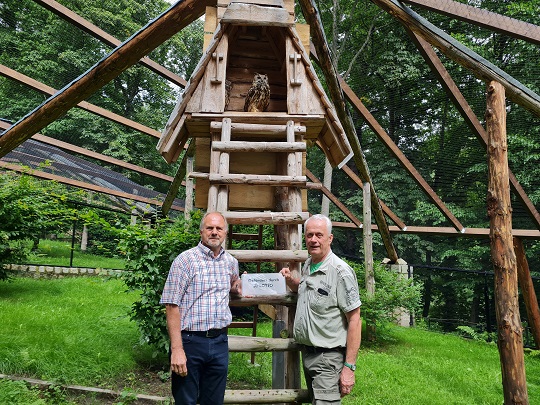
160;211;242;404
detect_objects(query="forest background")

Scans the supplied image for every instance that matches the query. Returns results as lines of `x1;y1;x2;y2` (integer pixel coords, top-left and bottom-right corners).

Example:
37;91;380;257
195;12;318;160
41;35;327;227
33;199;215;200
1;0;540;336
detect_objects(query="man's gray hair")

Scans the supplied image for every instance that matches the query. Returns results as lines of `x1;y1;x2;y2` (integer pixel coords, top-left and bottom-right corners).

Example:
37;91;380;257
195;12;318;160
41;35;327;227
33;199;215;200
304;214;332;234
200;211;228;230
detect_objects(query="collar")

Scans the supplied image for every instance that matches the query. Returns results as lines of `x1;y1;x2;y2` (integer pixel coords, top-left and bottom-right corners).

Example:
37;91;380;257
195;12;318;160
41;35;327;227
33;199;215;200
197;241;224;258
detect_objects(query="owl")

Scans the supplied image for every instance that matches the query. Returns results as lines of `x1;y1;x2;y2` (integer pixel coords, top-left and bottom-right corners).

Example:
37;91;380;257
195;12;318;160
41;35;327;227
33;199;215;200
224;79;232;110
244;73;270;112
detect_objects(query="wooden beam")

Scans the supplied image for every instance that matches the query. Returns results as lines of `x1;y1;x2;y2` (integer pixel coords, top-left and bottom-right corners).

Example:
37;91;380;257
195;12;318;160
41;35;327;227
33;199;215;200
341;159;406;230
407;32;540;231
336;67;465;232
486;81;528;403
298;0;399;262
228;250;308;262
332;222;540;239
0;161;183;212
370;0;540;117
32;0;188;87
0;121;173;182
513;237;540;350
401;0;540;46
228;336;300;352
305;168;362;228
0;0;211;158
0;64;161;138
162;140;194;216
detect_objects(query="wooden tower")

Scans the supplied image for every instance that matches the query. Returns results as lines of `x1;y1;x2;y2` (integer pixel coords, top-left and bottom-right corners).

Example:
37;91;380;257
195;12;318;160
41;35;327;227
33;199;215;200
157;1;352;402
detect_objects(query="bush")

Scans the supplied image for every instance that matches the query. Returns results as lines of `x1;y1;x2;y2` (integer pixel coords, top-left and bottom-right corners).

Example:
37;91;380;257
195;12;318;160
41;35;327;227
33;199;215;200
349;260;423;338
0;171;78;281
118;211;202;354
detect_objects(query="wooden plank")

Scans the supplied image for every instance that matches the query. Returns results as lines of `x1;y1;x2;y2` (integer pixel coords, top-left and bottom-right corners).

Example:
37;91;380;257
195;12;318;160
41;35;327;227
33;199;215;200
203;6;218;52
0;0;212;158
221;3;293;27
402;0;540;46
200;35;229;112
33;0;187;87
223;389;309;404
196;179;276;210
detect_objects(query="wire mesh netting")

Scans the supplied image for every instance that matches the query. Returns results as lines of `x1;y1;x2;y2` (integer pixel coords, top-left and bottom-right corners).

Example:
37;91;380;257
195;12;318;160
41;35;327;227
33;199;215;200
1;0;539;260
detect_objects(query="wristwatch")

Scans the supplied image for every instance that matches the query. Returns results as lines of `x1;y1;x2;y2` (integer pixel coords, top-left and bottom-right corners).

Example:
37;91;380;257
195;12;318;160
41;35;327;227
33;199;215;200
343;361;356;371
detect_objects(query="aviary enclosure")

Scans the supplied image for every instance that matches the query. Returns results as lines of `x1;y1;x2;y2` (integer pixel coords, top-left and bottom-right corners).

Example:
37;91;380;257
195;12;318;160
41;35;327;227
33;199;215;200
1;1;539;403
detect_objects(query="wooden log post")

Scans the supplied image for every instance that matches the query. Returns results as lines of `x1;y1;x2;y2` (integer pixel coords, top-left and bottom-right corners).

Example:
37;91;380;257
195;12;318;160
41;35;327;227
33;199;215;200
513;237;540;350
486;80;529;404
363;182;375;341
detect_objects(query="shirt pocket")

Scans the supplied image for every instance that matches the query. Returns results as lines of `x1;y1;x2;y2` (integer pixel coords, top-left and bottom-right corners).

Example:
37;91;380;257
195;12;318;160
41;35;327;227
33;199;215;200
306;279;332;315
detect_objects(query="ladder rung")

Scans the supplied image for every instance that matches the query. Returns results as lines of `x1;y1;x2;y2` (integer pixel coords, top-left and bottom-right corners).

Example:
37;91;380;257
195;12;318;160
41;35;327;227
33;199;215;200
209;173;306;186
212;140;306;153
230;294;298;307
228;249;308;262
230;232;260;241
229;321;255;328
224;211;309;225
211;121;306;135
223;389;310;404
228;336;300;352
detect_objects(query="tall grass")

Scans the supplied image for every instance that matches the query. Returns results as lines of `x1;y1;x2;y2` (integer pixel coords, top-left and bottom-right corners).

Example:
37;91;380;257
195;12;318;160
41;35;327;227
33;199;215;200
1;276;539;404
26;239;125;269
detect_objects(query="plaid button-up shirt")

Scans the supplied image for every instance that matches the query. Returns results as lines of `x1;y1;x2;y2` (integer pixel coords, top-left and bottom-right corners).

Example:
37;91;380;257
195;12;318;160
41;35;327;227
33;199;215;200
160;241;239;331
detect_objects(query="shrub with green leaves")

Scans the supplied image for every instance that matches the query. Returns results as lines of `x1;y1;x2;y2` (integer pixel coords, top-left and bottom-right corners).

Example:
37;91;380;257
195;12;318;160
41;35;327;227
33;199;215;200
118;212;202;354
349;260;423;336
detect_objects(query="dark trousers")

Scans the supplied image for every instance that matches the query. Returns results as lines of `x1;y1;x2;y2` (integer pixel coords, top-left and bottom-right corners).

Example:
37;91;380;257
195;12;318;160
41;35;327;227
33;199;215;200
171;332;229;405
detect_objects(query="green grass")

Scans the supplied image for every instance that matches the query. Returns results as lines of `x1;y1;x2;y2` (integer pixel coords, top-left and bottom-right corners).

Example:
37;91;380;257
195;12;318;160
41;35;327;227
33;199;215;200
26;239;126;269
1;276;540;404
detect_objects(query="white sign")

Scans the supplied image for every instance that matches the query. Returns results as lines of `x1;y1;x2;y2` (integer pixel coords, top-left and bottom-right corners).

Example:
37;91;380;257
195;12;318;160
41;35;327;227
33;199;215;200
241;273;286;296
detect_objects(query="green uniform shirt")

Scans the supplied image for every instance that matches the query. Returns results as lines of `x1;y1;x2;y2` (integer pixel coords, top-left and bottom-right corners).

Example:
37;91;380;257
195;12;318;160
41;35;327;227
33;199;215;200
293;251;361;348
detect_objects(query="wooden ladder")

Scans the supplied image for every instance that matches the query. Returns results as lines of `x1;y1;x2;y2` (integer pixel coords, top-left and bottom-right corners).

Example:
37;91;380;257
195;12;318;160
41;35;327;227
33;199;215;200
197;117;310;403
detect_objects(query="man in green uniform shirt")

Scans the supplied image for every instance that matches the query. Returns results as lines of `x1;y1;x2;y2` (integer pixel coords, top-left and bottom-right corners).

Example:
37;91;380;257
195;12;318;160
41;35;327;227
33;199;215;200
281;214;361;404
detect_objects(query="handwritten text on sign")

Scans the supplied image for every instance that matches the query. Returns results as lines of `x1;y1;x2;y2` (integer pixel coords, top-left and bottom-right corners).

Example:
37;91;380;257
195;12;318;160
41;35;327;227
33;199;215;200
241;273;286;296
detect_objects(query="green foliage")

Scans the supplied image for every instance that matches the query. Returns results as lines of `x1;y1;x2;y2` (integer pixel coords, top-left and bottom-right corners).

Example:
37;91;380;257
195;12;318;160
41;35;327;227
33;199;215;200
118;212;202;353
0;171;78;280
349;260;422;335
0;380;47;405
